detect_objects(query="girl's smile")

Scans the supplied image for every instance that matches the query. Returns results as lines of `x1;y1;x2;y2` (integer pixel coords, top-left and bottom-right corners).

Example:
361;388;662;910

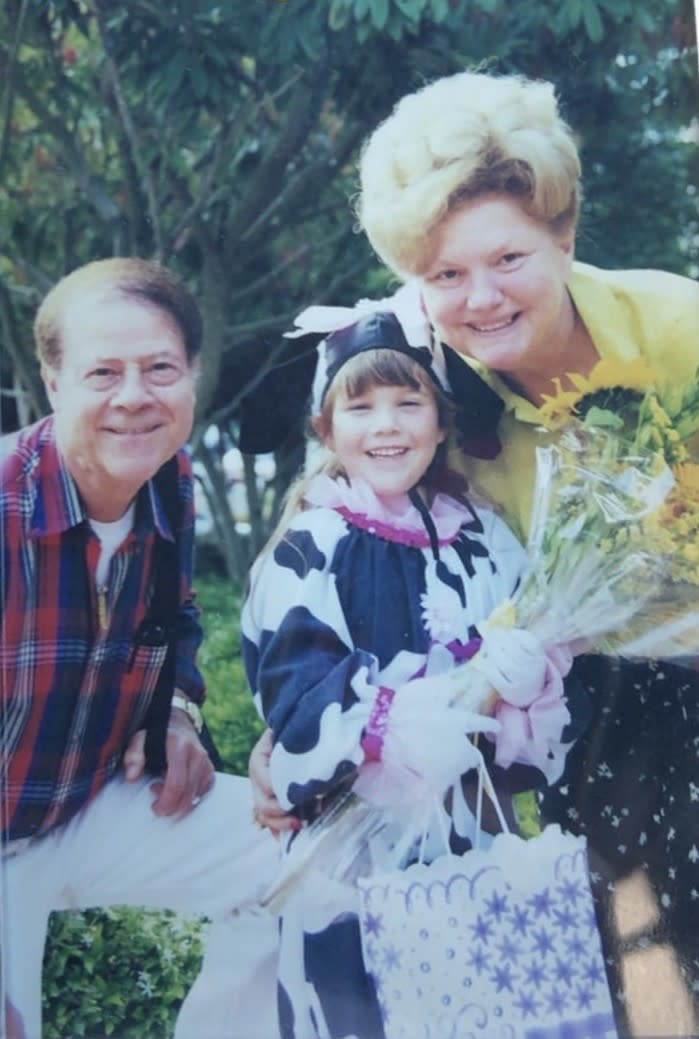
326;382;445;511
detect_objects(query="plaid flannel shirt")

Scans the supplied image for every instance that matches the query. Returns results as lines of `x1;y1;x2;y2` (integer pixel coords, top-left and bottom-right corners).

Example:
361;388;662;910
1;416;204;842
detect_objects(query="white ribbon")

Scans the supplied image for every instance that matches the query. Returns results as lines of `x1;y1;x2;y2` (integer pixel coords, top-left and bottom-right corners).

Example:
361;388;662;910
284;281;429;347
285;282;452;413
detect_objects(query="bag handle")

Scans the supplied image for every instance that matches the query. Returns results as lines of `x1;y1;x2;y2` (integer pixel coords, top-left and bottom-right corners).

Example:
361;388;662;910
417;740;511;863
473;751;511;850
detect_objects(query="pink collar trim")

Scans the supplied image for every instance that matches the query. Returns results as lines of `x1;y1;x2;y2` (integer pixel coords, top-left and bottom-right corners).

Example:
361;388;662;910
304;474;469;547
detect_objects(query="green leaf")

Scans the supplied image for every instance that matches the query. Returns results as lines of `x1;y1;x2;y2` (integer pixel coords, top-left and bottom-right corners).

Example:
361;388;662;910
429;0;449;23
394;0;423;21
295;22;322;61
635;5;658;33
583;406;625;429
328;0;350;30
370;0;390;30
162;49;189;95
564;0;583;29
582;1;604;43
188;55;208;100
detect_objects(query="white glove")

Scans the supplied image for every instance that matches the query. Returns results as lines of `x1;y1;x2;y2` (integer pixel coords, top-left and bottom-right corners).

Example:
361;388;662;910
354;673;500;808
472;627;550;707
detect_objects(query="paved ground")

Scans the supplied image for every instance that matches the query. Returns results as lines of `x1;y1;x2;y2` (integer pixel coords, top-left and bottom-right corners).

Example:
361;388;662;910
615;869;698;1037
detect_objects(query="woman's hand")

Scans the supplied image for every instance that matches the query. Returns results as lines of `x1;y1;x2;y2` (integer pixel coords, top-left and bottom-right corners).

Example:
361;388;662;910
248;729;301;836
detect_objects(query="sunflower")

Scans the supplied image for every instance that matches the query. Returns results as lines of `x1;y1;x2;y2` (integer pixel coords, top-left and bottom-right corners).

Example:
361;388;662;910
537;379;583;427
567;357;659;396
538;358;660;429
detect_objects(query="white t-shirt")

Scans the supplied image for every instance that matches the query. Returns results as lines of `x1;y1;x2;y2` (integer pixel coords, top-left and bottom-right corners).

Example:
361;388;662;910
89;504;136;587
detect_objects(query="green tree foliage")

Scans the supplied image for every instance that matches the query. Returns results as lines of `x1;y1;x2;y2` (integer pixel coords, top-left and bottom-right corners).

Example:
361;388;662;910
1;0;696;582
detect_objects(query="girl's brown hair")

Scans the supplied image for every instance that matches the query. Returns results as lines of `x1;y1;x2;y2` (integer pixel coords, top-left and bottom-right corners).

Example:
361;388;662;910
254;349;467;572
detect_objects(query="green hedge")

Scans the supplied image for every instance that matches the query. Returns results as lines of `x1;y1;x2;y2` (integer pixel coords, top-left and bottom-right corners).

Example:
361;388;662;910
194;576;265;776
42;575;258;1039
42;909;204;1039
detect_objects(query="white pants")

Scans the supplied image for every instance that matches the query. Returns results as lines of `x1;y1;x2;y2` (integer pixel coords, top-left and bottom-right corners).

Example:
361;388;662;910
2;773;281;1039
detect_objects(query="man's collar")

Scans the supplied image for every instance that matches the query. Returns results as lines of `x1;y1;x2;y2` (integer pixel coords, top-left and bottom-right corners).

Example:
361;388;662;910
28;418;173;541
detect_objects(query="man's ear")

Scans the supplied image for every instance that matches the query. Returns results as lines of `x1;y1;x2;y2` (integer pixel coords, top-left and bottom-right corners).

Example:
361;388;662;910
41;364;60;409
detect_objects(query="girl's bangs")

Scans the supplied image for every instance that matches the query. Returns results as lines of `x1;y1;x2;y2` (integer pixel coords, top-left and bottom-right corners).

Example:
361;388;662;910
333;349;427;400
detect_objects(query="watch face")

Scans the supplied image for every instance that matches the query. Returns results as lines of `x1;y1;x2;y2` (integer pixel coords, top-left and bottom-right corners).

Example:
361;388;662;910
186;703;202;730
172;695;202;731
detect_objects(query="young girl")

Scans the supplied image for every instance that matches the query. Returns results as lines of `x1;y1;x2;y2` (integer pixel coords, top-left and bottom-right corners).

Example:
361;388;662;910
242;310;580;1039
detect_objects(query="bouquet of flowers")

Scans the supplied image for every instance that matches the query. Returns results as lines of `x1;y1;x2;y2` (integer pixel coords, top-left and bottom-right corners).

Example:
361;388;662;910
262;359;699;912
536;357;699;657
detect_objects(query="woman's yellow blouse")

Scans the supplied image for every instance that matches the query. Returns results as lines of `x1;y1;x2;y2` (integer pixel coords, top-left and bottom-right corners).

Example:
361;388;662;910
449;261;699;541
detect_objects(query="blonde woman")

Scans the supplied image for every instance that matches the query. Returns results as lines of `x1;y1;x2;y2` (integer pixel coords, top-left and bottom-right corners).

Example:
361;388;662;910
355;69;698;1033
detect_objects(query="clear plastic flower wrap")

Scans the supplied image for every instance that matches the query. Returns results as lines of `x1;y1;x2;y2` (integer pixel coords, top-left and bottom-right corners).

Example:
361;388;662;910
261;365;699;913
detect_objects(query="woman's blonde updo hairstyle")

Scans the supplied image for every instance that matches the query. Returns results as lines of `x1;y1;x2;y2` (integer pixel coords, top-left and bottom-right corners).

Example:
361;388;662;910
357;71;582;276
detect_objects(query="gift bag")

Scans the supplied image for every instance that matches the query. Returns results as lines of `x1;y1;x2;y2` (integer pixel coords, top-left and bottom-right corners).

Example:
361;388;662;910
358;816;617;1039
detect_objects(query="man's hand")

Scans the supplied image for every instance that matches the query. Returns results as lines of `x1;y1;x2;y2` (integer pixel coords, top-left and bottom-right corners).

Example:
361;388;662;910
5;997;27;1039
122;708;215;817
150;708;215;817
123;728;148;781
249;728;300;837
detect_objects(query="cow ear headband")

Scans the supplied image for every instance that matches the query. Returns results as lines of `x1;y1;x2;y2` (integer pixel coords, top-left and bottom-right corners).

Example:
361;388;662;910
238;283;504;459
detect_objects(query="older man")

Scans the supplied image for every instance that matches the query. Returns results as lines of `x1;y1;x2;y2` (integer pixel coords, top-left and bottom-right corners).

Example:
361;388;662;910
1;259;278;1039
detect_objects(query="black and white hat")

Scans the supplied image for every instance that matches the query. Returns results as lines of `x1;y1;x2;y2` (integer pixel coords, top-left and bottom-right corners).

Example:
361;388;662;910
238;282;504;459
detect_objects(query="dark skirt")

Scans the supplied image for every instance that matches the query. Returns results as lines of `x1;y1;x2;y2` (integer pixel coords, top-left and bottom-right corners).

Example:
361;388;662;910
539;656;699;1033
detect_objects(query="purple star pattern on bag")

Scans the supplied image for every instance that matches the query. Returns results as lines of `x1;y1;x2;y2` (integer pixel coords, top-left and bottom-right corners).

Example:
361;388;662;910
358;827;619;1039
363;912;383;937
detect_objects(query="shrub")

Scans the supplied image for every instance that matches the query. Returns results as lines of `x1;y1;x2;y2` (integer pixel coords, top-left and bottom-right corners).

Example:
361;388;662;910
195;575;265;776
43;909;204;1039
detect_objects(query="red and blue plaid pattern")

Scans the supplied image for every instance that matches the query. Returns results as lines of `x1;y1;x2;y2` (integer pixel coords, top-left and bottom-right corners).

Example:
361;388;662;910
1;416;204;842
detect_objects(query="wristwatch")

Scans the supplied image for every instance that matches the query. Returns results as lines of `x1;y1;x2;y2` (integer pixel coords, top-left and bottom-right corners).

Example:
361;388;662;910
171;693;204;733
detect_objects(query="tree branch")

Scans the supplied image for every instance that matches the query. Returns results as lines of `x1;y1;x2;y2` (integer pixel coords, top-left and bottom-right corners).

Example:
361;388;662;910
4;44;120;224
161;121;235;262
161;70;305;259
239;116;366;251
91;0;164;257
0;278;48;420
0;0;30;178
224;65;328;256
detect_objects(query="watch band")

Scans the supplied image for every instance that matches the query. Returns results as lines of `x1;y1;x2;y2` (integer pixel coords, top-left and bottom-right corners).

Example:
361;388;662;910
171;693;204;733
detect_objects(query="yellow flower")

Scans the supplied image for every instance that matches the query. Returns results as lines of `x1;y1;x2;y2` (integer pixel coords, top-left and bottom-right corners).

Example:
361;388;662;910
538;358;660;428
675;462;699;496
538;378;585;427
483;598;517;630
643;462;699;585
567;357;659;396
